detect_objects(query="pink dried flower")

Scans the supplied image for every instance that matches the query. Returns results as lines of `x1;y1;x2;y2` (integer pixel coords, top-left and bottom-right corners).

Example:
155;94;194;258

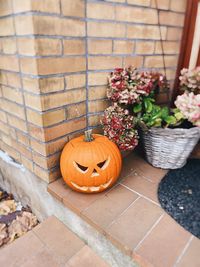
101;103;139;151
175;92;200;127
179;67;200;94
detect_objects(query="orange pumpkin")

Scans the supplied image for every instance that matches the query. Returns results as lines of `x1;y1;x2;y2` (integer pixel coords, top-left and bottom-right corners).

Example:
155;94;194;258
60;130;122;193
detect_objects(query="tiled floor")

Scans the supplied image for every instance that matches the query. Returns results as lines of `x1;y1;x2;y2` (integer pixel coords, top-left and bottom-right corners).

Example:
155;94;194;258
0;216;110;267
48;153;200;267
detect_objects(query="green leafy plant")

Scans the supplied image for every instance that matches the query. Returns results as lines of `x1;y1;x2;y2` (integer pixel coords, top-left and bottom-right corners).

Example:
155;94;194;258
133;97;184;129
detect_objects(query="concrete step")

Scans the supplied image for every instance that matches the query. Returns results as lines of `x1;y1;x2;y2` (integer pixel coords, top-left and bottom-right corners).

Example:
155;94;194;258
0;216;110;267
48;153;200;267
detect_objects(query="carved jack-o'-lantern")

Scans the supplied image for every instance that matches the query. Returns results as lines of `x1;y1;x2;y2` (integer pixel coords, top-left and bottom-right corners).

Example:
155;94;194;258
60;130;122;193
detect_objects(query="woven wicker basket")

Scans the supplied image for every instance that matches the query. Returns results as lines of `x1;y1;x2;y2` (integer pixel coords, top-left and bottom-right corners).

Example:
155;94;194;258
141;127;200;169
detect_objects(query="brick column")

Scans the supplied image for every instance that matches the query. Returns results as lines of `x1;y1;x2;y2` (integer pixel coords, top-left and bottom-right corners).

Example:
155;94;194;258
0;0;187;183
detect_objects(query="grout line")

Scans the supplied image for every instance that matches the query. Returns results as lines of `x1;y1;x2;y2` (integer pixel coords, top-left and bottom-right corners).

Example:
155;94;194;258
106;196;141;229
134;213;165;251
119;183;160;207
173;235;194;267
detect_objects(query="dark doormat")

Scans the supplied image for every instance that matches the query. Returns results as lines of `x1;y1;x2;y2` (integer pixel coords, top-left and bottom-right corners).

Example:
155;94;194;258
158;159;200;239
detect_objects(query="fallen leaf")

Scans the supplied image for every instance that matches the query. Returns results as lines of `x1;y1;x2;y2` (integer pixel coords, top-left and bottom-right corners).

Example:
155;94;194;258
0;200;16;216
0;223;8;247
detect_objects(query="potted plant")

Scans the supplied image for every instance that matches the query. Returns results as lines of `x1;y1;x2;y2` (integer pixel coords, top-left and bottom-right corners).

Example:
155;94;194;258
102;67;168;153
102;66;200;169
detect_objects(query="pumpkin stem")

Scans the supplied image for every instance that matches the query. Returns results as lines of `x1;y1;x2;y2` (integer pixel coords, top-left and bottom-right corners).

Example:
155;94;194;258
84;129;94;142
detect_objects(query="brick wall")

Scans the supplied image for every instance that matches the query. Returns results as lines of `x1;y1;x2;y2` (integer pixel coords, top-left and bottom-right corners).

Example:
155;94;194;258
0;0;186;183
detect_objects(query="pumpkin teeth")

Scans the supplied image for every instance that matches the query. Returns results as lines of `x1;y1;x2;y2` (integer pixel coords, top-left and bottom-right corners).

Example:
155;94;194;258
70;179;113;192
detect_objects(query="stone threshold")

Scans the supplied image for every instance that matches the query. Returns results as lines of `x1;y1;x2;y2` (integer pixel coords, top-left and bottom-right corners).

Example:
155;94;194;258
48;153;200;267
0;216;110;267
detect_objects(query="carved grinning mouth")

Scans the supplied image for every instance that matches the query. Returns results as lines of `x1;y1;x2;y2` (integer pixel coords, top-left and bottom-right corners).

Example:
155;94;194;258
70;178;113;192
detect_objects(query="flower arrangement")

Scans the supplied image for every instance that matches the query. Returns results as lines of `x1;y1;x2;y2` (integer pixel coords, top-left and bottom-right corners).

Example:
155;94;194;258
179;67;200;94
102;67;169;150
102;103;139;151
102;66;200;152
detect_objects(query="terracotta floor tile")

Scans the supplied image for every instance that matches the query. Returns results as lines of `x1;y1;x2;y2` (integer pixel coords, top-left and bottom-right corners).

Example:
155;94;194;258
131;155;168;183
67;245;110;267
135;214;191;267
0;231;45;267
62;188;107;215
82;184;139;230
119;152;137;180
106;197;163;251
21;248;60;267
47;178;70;202
121;172;159;204
33;216;84;264
177;236;200;267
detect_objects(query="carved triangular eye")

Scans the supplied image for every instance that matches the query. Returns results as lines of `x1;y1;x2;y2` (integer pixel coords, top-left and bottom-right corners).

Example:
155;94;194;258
74;161;88;173
97;160;107;169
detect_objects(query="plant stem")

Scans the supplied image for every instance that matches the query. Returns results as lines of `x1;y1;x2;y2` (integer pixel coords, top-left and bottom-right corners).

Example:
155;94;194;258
84;129;94;142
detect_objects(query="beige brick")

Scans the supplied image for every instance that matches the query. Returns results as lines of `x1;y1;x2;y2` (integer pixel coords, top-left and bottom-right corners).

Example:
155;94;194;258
44;117;87;142
22;77;40;93
31;139;47;156
116;6;158;24
15;15;34;35
151;0;170;9
13;0;60;13
39;77;65;93
16;131;30;146
127;25;167;40
20;57;38;75
66;74;86;90
123;56;143;68
170;0;187;12
159;11;185;26
88;72;109;86
0;121;10;135
167;27;183;41
1;134;12;147
87;2;115;20
88;56;122;70
28;124;45;141
0;142;21;162
63;39;85;55
2;72;21;88
0;110;7;123
127;0;150;6
66;102;86;120
33;16;85;37
37;57;86;75
0;17;14;36
0;38;17;54
7;114;27;133
88;22;126;38
0;55;19;72
107;0;125;2
27;108;65;127
155;41;180;54
61;0;85;17
88;39;112;55
12;140;32;159
33;152;60;169
18;38;62;56
166;68;176;80
113;40;134;54
135;41;155;54
1;99;25;120
88;114;101;126
144;55;165;68
9;128;17;140
88;86;107;100
41;89;86;110
33;164;50;182
2;86;23;105
21;156;33;172
24;93;42;111
88;100;110;113
46;136;69;155
144;55;178;68
0;0;12;16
